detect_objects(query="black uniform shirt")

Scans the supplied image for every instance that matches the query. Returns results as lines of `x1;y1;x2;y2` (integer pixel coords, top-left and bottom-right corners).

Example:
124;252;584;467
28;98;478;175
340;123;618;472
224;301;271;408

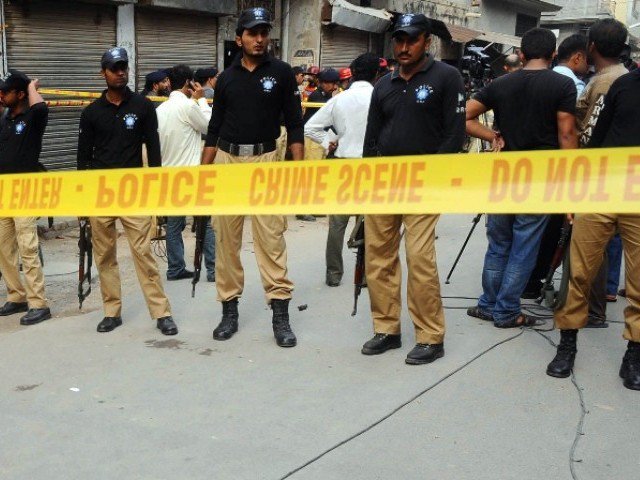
0;102;48;174
303;88;332;124
363;55;466;157
589;69;640;148
77;88;161;170
205;54;304;146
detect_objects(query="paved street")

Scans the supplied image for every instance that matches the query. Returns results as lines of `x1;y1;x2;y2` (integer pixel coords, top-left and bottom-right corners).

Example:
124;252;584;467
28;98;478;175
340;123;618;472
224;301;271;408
1;215;637;480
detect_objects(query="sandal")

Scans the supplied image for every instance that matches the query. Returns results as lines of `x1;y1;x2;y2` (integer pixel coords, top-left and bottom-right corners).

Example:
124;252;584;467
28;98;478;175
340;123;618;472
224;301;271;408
606;294;618;303
467;306;493;322
495;313;541;329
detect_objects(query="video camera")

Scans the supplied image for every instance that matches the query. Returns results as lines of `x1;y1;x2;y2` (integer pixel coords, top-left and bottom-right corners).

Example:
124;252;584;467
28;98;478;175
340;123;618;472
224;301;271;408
460;46;493;94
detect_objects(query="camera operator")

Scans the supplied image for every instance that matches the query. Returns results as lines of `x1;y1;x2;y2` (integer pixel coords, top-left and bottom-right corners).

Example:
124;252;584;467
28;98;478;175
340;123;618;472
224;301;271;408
465;28;578;328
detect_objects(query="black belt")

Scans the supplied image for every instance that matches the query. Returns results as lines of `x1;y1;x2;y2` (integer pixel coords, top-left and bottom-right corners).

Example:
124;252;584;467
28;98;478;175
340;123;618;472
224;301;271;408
217;139;276;156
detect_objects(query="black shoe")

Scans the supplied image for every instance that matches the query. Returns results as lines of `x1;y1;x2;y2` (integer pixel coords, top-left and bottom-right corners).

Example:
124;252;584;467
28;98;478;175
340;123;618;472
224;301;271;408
20;308;51;326
97;316;122;333
620;341;640;391
546;329;577;378
405;343;444;365
0;301;28;316
167;270;194;281
157;316;178;336
326;279;341;287
361;333;402;355
618;288;627;298
295;215;316;222
585;316;609;328
272;299;297;347
213;299;239;341
207;272;216;283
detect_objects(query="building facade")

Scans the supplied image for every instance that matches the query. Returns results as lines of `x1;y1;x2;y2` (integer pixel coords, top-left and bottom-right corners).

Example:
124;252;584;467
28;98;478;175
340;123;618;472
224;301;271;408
0;0;235;169
0;0;571;170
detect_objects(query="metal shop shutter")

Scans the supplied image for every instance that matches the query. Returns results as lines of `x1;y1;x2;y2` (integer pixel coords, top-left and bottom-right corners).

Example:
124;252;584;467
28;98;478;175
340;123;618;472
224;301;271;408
4;1;117;170
136;9;218;91
320;26;371;70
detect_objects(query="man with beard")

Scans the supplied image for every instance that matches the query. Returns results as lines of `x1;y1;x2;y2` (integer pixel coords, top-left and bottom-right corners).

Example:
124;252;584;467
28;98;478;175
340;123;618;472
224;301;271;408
141;70;170;98
361;13;466;365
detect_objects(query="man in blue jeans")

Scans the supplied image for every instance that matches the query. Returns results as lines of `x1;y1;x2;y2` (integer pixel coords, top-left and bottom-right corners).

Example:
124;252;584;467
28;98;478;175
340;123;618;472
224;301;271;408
165;217;215;282
465;28;578;327
156;64;216;281
606;234;623;301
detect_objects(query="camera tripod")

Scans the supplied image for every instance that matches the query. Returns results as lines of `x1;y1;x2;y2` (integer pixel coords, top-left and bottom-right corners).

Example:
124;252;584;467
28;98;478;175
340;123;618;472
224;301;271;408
445;214;483;284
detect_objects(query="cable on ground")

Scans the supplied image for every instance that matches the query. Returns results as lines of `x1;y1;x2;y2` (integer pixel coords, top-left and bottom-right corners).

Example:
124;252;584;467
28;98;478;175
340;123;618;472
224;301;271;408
534;330;588;480
278;329;526;479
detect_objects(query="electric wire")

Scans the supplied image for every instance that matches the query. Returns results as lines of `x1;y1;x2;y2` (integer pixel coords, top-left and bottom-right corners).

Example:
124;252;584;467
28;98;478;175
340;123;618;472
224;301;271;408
534;330;588;480
278;329;526;480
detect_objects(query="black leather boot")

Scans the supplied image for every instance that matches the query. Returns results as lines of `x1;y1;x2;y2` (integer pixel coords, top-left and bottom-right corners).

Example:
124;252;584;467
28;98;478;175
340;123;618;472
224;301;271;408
620;341;640;391
213;299;239;341
20;308;52;326
361;334;402;355
405;343;444;365
271;299;296;347
0;301;28;316
546;329;577;378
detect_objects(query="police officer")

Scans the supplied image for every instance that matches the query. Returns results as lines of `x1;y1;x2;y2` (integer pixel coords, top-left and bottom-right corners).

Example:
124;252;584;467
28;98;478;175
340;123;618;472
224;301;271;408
0;70;51;325
547;67;640;391
141;70;171;98
77;47;177;336
361;13;466;364
202;8;304;348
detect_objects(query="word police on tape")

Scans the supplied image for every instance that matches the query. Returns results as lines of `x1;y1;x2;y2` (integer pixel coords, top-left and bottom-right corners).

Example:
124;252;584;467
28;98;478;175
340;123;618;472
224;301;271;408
1;148;638;217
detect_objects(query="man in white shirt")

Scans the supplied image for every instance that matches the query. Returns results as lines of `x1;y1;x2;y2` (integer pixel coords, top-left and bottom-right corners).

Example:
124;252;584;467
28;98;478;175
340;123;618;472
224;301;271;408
304;53;379;286
553;34;588;97
156;64;216;282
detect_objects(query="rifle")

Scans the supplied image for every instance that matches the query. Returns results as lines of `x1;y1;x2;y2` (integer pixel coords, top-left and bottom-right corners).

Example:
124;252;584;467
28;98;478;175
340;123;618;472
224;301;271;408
192;216;208;298
537;218;572;310
78;217;92;309
347;215;365;316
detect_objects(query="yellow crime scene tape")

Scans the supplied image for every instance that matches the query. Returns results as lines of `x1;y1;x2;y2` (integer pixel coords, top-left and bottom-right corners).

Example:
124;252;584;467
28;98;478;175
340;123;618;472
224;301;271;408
1;148;638;217
41;89;327;108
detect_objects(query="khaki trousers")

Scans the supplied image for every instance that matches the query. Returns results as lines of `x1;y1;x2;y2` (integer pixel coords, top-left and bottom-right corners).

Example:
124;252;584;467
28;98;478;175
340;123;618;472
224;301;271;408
90;216;171;319
304;136;325;161
214;149;294;304
555;214;640;341
0;217;47;308
365;214;445;344
276;126;287;160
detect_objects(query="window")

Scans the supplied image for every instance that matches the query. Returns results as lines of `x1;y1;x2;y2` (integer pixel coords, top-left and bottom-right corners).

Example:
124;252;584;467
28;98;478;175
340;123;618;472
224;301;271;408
515;14;538;37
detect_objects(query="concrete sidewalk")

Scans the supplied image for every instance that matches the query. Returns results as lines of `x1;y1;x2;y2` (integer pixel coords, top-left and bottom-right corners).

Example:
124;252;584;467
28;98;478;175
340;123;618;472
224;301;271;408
0;215;637;480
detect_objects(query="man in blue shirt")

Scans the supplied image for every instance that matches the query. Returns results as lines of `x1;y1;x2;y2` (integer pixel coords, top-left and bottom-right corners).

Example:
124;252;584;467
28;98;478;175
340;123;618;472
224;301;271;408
553;34;588;97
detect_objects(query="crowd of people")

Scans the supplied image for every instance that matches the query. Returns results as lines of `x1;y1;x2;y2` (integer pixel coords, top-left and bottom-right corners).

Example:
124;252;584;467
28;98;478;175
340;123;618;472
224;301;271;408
0;8;638;390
